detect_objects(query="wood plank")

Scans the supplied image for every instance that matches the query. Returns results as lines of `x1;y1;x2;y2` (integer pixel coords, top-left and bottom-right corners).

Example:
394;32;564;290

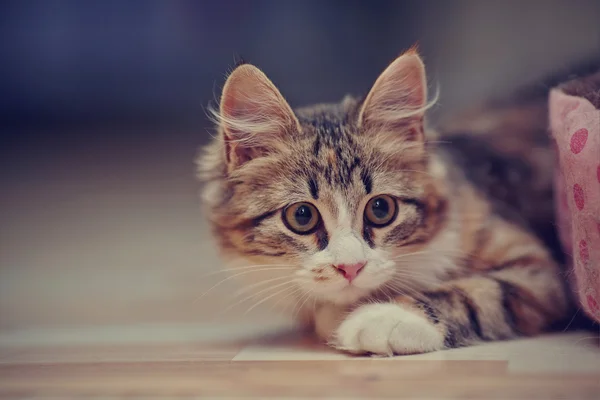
0;343;243;364
1;360;599;398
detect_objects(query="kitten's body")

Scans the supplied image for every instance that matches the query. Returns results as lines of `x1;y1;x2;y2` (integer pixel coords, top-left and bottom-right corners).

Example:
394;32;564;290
199;51;572;355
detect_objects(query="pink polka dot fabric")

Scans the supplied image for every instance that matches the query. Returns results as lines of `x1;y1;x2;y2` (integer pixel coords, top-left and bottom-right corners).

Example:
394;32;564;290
550;88;600;322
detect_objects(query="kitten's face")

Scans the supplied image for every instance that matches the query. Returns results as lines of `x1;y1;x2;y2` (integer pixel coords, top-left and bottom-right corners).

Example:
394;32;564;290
200;50;447;306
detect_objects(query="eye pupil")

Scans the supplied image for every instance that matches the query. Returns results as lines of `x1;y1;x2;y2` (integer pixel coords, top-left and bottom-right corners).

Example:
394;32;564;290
295;205;312;226
371;198;389;219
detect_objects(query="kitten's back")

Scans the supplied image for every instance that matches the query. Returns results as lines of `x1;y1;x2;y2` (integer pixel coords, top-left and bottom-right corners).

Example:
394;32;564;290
435;57;599;263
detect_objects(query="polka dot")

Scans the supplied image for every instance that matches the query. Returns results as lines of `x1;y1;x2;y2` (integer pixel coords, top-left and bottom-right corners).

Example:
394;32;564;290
579;240;589;263
573;184;585;210
570;128;588;154
587;295;599;314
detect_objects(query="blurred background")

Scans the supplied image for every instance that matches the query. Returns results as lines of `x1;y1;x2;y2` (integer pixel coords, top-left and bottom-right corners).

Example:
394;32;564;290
1;0;599;338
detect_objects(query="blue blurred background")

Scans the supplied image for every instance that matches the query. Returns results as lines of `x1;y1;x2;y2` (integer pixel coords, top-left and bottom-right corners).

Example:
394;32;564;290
1;0;599;331
2;0;599;129
2;0;429;127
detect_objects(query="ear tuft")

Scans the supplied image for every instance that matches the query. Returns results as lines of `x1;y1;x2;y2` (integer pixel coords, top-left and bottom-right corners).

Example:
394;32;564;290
233;55;248;69
404;43;420;56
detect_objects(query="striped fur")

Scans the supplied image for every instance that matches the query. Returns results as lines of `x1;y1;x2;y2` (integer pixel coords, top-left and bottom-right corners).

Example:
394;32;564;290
197;50;571;355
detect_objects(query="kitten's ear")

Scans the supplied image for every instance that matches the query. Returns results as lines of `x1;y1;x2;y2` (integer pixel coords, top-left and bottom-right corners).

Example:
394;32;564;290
217;64;300;170
358;49;428;140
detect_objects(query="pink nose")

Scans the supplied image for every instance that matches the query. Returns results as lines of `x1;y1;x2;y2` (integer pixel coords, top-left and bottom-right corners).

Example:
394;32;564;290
334;262;366;282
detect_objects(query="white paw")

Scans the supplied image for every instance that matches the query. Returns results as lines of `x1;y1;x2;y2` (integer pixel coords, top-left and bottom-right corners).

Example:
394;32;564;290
334;303;444;356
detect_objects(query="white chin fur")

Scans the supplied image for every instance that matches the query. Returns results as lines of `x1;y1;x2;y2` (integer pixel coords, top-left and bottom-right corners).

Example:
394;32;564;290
320;285;369;305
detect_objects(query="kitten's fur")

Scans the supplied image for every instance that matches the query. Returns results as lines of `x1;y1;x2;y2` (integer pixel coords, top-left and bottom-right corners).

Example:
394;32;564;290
198;49;571;355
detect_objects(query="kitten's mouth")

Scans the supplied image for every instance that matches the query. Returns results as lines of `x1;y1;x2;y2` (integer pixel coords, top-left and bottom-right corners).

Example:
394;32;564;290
330;283;370;305
340;282;366;293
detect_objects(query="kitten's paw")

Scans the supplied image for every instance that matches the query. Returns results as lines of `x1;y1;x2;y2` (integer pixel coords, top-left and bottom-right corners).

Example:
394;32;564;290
333;303;444;356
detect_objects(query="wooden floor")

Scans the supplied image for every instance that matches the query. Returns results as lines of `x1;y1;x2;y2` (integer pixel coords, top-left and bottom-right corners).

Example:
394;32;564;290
1;327;599;399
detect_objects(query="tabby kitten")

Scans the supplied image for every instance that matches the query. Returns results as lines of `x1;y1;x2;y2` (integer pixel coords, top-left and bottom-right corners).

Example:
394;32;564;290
198;49;570;355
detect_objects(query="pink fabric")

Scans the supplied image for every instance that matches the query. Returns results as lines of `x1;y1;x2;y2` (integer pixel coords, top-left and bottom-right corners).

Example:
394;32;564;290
549;89;600;322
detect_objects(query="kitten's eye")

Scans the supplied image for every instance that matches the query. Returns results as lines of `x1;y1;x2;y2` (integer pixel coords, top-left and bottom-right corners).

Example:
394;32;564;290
283;202;320;234
365;195;397;227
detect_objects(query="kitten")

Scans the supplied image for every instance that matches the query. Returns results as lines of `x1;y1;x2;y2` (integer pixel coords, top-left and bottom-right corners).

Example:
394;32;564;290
197;49;571;355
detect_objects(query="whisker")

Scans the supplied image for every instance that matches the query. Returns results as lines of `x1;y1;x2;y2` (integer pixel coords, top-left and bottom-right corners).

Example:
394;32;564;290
392;255;463;275
379;284;396;303
390;247;483;262
391;266;444;277
225;280;296;314
562;307;581;332
391;269;446;283
269;286;305;313
383;280;430;303
389;250;442;261
244;284;297;315
378;265;444;284
199;263;295;278
194;267;296;303
293;291;314;320
289;290;311;319
233;275;294;297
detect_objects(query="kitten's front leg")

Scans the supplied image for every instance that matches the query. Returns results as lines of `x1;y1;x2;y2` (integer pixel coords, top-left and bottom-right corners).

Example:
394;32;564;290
313;301;445;355
327;261;568;356
333;301;445;355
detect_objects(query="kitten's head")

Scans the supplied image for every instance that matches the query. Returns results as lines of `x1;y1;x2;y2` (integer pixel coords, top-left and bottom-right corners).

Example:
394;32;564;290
199;50;449;306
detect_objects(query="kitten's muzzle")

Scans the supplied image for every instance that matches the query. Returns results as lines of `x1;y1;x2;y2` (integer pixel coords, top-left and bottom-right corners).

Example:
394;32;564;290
333;261;366;283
